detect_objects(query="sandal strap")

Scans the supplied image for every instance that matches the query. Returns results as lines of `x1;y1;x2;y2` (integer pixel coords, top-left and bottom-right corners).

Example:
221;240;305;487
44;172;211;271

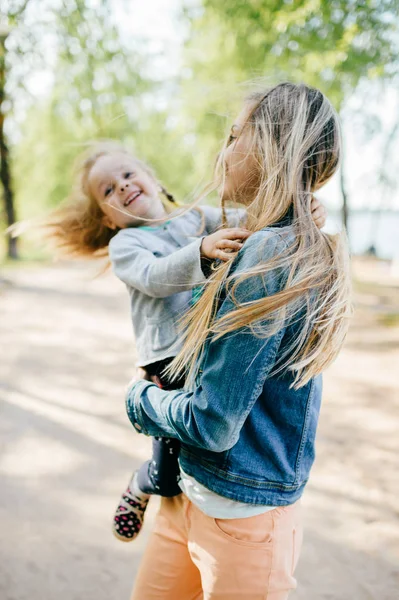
115;488;148;517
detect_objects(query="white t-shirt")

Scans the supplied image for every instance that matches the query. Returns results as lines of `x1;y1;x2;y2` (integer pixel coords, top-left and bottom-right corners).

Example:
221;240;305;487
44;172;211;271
178;465;276;519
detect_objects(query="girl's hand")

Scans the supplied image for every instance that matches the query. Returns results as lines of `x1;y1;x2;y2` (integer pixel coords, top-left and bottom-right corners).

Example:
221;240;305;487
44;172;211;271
135;368;162;388
311;197;327;229
136;367;151;381
201;228;251;262
128;367;151;389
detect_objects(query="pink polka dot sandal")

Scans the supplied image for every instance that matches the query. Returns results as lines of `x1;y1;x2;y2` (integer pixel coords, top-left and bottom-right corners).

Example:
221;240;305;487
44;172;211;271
112;476;149;542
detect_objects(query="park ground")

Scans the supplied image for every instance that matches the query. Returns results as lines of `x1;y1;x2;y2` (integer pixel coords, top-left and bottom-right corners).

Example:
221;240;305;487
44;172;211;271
0;257;398;599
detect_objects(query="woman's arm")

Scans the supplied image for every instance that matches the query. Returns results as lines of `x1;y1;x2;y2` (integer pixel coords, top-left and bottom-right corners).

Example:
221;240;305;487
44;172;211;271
126;229;289;451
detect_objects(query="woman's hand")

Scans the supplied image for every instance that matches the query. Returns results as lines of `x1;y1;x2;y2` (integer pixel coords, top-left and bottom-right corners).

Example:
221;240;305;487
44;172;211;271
201;228;251;262
311;197;327;229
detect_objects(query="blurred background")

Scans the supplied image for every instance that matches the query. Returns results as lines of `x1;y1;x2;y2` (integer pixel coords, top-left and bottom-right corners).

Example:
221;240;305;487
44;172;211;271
0;1;398;599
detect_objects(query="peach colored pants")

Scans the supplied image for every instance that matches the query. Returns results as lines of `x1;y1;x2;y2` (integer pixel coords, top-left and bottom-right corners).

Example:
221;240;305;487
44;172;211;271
131;494;303;600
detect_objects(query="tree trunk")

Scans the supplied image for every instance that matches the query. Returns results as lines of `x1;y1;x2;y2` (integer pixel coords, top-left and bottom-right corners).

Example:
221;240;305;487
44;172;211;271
0;32;18;259
340;165;349;239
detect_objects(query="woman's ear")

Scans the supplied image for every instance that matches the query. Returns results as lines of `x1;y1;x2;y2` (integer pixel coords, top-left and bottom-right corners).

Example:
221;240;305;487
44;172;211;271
102;215;117;230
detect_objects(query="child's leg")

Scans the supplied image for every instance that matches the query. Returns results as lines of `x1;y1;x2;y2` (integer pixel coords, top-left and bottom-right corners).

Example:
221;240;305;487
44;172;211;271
113;360;183;542
113;436;181;541
138;358;184;497
137;437;181;497
113;471;150;542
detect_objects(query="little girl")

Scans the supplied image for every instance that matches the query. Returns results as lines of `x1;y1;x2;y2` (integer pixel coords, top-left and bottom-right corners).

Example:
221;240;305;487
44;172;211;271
45;141;326;542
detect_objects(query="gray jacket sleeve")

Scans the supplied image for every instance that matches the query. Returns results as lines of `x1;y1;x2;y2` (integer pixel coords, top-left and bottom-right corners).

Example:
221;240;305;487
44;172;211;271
109;230;207;298
200;205;247;234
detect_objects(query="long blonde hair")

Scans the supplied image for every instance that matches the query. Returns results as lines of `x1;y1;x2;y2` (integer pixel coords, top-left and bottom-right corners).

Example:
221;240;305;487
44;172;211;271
170;82;352;388
43;141;178;258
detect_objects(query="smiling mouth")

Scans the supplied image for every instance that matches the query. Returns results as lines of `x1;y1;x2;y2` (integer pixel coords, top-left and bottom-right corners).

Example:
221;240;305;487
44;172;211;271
124;190;142;207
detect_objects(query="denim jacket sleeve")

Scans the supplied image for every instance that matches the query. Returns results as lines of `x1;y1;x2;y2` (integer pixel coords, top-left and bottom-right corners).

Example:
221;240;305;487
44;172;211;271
126;229;289;452
109;229;206;298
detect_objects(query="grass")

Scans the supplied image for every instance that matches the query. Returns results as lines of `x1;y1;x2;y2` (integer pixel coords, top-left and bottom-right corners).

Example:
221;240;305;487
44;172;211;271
0;237;51;268
378;313;399;327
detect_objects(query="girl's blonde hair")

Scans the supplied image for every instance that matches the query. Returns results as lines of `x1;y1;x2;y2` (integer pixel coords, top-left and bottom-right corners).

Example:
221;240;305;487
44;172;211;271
44;141;177;258
170;82;352;389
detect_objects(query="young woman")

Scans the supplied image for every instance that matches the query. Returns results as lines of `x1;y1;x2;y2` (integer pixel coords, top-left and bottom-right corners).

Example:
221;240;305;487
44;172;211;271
125;82;352;599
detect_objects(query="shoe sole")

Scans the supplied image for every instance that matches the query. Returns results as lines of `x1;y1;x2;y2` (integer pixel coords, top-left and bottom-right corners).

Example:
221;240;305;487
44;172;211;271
112;526;139;543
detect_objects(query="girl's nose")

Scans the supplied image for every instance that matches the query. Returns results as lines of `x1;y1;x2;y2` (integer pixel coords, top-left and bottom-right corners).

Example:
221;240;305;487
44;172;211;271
119;180;130;192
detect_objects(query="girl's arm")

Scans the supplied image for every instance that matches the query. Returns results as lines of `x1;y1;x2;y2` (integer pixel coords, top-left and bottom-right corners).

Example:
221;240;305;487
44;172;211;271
111;202;325;299
109;229;207;298
109;227;249;298
125;229;290;451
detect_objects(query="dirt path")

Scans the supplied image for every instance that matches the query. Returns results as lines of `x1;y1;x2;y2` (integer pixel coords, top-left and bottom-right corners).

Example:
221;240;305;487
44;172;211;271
0;261;398;600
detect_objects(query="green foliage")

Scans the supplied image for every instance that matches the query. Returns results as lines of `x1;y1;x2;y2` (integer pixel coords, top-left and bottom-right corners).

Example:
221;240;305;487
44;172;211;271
9;0;148;219
178;0;399;172
13;99;202;219
4;0;399;256
176;0;399;229
184;0;399;108
10;0;205;226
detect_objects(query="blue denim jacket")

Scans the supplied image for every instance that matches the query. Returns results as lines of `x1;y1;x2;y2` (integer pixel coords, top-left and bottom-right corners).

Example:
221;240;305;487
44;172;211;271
126;226;323;506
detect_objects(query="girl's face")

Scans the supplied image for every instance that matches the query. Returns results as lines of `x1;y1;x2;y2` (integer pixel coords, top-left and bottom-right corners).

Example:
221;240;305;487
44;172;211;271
221;104;260;206
88;153;167;229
